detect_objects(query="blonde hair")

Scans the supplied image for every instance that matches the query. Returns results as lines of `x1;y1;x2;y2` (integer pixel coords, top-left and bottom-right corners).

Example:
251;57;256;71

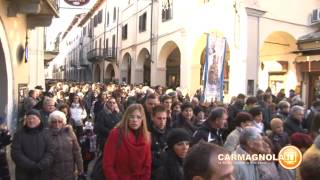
116;103;150;142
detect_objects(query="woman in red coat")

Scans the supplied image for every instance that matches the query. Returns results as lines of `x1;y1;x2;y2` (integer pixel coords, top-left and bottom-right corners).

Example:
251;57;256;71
103;103;151;180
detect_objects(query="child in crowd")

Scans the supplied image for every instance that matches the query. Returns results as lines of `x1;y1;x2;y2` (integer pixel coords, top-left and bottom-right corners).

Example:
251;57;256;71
268;118;290;155
79;122;96;174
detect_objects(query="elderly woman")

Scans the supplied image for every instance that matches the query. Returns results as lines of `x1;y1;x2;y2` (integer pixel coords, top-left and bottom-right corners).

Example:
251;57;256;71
48;110;84;180
11;109;56;180
103;104;151;180
233;127;265;180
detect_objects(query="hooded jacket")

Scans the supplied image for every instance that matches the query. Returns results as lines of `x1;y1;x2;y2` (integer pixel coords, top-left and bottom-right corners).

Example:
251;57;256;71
49;125;83;180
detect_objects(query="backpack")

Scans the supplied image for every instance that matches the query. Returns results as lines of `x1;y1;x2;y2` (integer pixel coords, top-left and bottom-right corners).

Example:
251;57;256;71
90;128;123;180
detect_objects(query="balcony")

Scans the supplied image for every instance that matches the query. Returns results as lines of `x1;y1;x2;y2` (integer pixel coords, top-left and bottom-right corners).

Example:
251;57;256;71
7;0;59;29
103;48;117;62
87;48;105;63
79;50;89;67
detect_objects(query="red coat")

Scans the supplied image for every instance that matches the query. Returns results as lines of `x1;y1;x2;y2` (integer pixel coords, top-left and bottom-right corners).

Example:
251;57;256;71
103;128;151;180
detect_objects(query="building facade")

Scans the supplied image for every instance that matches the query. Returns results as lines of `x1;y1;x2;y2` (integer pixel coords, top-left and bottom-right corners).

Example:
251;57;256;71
49;0;320;104
0;0;59;131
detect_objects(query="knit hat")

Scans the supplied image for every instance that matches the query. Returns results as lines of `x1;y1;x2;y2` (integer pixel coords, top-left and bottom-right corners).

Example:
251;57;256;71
26;109;41;120
167;128;191;149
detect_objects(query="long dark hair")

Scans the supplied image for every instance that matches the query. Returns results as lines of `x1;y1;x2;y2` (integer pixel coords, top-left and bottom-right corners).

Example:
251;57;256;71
69;93;85;110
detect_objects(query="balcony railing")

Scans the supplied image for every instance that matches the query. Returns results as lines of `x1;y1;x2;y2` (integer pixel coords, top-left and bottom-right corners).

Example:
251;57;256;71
103;48;117;61
87;48;105;62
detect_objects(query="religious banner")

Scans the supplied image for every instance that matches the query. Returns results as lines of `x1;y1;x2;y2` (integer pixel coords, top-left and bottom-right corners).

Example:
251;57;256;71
202;34;226;102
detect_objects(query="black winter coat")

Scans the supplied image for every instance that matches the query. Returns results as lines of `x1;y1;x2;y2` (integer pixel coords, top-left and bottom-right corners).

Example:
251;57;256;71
284;116;307;136
150;126;168;179
11;124;56;180
155;150;184;180
172;114;196;136
193;120;224;146
94;108;121;150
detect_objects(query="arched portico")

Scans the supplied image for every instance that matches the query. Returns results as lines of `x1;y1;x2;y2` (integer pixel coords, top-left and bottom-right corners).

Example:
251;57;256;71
158;41;181;88
121;52;131;84
259;31;297;95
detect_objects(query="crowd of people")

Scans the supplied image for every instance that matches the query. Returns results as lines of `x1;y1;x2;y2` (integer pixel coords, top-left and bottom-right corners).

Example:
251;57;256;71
1;81;320;180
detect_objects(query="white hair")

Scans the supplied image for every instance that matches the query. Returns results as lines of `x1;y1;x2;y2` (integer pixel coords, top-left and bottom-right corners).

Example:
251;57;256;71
239;127;261;147
48;110;67;125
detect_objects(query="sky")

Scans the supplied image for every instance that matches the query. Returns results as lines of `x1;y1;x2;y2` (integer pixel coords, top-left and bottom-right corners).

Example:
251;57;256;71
46;0;96;51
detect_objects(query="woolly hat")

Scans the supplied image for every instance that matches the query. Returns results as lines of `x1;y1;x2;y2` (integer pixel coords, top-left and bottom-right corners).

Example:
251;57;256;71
167;128;191;149
26;109;41;120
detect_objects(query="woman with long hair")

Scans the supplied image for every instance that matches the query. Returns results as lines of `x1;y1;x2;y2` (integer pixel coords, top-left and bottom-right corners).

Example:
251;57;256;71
69;93;87;139
103;103;151;180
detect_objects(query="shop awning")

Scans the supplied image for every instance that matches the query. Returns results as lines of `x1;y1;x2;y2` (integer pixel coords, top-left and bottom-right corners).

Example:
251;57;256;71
295;55;320;63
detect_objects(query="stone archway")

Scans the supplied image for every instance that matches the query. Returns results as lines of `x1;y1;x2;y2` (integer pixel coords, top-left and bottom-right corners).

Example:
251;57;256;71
259;31;297;95
94;64;101;82
0;19;14;131
121;52;131;84
0;40;8;121
158;41;181;88
105;63;115;83
166;48;180;88
137;48;151;85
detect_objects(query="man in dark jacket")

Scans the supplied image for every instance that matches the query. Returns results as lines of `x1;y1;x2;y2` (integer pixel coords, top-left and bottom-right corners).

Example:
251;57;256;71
150;105;169;179
284;105;307;136
144;93;160;130
193;107;227;146
11;109;56;180
39;97;56;128
94;97;122;151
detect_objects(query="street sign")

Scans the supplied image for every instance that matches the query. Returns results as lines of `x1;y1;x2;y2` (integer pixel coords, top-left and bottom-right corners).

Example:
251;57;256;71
64;0;90;6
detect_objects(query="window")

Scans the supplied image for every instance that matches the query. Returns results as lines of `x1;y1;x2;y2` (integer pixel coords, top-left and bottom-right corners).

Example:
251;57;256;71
113;7;117;22
107;12;109;26
162;0;173;22
94;15;98;27
122;24;128;40
83;26;86;36
105;39;109;49
139;12;147;32
98;10;103;24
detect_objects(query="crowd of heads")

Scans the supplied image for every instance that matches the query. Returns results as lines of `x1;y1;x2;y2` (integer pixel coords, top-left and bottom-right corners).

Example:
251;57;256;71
15;81;320;180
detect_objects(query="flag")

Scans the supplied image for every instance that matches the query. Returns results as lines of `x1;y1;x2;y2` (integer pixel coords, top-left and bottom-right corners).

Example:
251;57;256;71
202;33;226;102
